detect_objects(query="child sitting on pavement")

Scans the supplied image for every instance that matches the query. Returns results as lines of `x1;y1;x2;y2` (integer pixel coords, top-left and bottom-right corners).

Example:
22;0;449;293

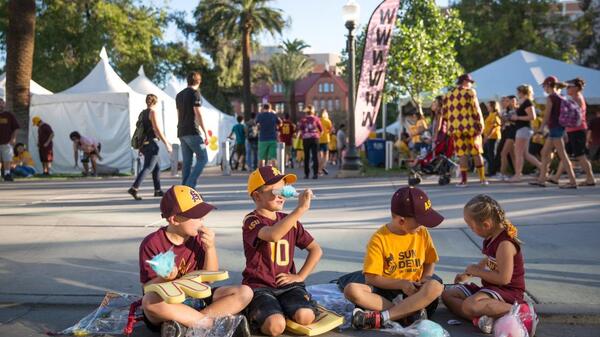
139;185;253;337
441;194;538;335
242;166;322;336
344;186;444;329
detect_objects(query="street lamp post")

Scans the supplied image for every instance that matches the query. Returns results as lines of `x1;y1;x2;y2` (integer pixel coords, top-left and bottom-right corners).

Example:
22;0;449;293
341;0;362;173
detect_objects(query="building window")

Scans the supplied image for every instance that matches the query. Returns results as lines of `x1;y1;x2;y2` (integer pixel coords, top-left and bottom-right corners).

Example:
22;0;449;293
320;99;326;110
275;103;285;113
318;83;323;93
298;102;304;111
335;99;340;111
328;99;333;111
330;83;334;92
313;100;318;109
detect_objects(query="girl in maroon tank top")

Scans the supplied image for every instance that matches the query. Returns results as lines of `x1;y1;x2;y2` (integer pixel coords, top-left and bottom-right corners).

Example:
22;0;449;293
441;195;538;335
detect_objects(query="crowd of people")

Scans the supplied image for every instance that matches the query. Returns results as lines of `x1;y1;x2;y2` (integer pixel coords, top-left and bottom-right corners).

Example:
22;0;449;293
400;74;598;188
227;103;347;180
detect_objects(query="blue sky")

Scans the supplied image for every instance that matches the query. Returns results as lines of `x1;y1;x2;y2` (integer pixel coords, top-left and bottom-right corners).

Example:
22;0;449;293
161;0;449;55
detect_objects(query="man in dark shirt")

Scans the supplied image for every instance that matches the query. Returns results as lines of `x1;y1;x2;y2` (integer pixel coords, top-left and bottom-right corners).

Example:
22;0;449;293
0;99;19;181
32;116;54;175
176;71;208;189
256;103;281;167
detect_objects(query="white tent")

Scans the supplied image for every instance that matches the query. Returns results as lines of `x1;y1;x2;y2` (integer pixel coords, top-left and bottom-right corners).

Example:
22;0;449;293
0;73;53;99
128;66;178;169
163;75;236;165
471;50;600;104
29;47;145;173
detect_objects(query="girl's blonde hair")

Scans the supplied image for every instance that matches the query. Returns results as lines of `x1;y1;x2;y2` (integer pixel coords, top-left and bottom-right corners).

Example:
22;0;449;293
464;194;521;242
146;94;158;107
517;84;534;100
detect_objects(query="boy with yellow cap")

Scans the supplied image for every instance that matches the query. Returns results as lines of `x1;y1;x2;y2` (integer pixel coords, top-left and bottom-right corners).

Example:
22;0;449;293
139;185;253;337
243;166;322;336
32;116;54;175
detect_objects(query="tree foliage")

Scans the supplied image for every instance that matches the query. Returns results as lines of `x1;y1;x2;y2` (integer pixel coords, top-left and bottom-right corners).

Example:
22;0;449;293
574;0;600;68
454;0;577;72
196;0;286;120
387;0;467;111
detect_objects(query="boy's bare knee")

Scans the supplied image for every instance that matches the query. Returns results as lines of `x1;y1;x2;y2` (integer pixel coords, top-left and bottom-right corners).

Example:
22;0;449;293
237;285;254;303
261;314;286;337
423;279;444;299
293;308;315;326
343;283;362;301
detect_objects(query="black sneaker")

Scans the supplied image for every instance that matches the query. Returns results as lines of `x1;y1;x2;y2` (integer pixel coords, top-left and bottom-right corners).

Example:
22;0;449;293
232;316;251;337
351;308;382;330
322;168;329;175
3;174;14;182
161;320;187;337
128;188;142;200
154;190;164;197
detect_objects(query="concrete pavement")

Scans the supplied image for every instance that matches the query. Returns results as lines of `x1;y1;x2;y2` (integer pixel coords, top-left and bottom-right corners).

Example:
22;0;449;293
0;167;599;336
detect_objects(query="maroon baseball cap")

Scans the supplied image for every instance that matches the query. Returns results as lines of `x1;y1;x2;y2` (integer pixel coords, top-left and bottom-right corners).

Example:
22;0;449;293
457;73;475;84
391;186;444;228
160;185;215;219
541;76;558;87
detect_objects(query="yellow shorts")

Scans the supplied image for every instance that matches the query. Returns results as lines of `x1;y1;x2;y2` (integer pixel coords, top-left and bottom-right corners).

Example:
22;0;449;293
453;134;483;157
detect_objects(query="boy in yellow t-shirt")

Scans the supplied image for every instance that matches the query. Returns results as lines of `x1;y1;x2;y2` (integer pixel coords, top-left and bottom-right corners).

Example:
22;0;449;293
344;186;444;329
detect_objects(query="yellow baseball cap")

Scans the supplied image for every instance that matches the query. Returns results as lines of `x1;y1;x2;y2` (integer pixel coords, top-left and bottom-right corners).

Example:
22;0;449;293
247;166;297;195
32;116;41;125
160;185;215;219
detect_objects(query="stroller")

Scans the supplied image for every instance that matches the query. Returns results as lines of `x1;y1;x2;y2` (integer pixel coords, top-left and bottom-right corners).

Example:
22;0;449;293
408;133;457;186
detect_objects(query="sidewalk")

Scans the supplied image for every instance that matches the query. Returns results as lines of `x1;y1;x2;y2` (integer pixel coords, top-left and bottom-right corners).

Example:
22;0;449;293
0;167;599;336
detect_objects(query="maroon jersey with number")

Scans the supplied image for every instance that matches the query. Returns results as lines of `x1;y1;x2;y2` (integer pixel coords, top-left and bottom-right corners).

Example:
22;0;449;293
242;211;314;289
481;229;525;301
139;227;206;285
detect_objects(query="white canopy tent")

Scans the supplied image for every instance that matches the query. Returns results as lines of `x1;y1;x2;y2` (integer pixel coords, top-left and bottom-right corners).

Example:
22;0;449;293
0;73;53;99
29;47;145;173
471;50;600;104
163;75;236;165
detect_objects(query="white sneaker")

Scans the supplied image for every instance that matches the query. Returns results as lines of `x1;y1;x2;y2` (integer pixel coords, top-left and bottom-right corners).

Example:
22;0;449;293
474;315;494;334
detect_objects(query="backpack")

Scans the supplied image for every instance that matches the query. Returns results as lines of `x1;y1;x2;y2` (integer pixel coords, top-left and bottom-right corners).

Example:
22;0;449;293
558;96;582;128
131;109;147;149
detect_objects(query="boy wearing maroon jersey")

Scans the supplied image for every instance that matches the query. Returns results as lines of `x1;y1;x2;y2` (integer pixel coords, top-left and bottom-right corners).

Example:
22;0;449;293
243;166;323;336
140;185;253;337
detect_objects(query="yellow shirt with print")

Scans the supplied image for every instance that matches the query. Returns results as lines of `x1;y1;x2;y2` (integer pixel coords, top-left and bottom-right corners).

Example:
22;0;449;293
13;151;34;167
483;112;501;140
319;118;332;144
363;225;438;282
409;119;428;144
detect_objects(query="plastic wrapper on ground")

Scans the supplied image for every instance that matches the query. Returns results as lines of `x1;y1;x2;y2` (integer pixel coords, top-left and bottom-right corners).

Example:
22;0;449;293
493;303;529;337
55;292;142;336
186;315;243;337
307;283;355;329
381;319;450;337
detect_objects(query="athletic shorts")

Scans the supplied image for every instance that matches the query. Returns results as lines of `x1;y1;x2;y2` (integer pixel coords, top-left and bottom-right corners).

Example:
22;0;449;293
39;146;53;163
566;130;587;157
246;283;316;328
453;282;524;304
370;274;443;319
0;144;13;163
235;143;246;157
258;140;277;161
319;143;329;152
503;126;517;140
142;292;214;332
452;134;483;157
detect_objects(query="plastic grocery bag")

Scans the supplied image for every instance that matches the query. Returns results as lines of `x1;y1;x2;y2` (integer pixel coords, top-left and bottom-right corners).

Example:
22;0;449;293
381;319;451;337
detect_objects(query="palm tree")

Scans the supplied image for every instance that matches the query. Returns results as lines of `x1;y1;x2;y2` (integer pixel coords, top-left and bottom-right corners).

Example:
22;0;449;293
268;52;313;122
6;0;35;141
281;38;310;54
204;0;286;121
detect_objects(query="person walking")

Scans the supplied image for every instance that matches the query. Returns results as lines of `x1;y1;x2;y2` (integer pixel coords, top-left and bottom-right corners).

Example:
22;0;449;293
498;96;518;180
32;116;54;176
336;124;347;169
0;98;19;181
298;105;322;179
278;113;296;168
318;109;332;175
444;74;488;186
508;85;541;182
128;94;172;200
228;115;246;170
530;76;577;188
548;77;595;186
482;101;501;177
176;71;208;189
256;103;281;167
245;113;259;170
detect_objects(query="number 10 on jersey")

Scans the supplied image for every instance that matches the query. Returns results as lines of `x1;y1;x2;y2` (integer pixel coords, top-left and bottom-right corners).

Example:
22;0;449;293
269;240;290;266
